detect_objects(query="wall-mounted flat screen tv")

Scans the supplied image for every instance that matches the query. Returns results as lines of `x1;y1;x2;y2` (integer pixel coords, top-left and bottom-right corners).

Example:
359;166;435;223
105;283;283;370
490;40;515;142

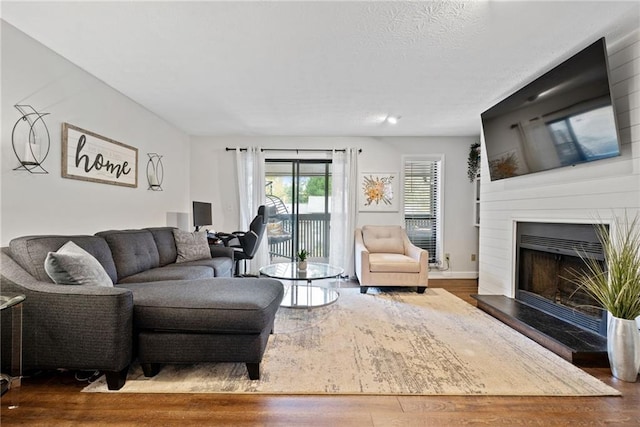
192;201;212;231
481;38;621;181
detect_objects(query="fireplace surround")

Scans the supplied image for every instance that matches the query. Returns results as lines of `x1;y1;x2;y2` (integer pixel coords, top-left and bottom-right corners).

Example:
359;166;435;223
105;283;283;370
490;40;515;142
515;222;608;336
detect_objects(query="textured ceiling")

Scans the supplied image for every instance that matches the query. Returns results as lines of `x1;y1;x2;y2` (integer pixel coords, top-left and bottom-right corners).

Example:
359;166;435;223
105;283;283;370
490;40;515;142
1;1;638;137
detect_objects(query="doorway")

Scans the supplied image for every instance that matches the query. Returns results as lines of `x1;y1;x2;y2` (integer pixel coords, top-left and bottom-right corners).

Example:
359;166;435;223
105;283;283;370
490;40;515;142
264;159;331;263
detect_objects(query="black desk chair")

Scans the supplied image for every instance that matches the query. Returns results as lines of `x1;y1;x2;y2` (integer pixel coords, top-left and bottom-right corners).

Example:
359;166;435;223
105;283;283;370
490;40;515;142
217;206;267;276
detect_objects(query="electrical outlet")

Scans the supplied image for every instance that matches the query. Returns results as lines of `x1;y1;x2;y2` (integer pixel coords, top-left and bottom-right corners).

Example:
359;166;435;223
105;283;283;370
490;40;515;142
471;254;477;261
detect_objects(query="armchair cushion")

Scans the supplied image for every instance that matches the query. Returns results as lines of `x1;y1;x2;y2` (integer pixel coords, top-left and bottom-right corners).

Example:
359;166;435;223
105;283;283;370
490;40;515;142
44;241;114;287
361;225;405;254
369;253;421;273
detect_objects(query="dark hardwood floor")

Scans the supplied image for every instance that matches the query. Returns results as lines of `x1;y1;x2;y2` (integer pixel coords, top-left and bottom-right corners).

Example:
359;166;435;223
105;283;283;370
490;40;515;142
2;279;639;426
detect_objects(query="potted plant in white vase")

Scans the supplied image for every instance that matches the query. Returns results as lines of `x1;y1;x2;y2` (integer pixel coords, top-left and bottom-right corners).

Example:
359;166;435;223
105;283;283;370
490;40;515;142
570;214;640;382
297;249;309;271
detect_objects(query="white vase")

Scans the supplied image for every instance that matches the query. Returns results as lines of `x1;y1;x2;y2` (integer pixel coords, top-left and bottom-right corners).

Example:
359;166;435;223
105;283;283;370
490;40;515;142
607;315;640;382
297;261;307;271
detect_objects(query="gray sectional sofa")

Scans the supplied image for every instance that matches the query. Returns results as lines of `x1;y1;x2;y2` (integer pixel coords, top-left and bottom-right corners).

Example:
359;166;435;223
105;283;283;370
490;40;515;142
0;227;284;390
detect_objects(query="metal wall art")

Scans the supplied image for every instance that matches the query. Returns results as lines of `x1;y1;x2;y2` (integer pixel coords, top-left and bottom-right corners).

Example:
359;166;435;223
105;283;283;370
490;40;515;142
146;153;164;191
11;105;51;174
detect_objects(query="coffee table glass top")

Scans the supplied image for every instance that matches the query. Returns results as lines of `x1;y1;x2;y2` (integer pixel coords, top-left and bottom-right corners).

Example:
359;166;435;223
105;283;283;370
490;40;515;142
259;262;343;281
259;262;343;309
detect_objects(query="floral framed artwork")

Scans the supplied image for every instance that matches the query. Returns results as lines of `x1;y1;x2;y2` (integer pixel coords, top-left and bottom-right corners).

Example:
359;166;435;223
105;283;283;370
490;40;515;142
359;172;399;212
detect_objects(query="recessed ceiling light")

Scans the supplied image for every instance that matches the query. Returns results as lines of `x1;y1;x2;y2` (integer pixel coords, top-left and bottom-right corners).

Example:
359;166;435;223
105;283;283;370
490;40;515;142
386;115;400;125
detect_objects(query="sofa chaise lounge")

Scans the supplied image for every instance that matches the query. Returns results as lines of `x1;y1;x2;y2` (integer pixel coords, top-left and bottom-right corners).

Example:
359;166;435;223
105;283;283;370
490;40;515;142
0;227;284;390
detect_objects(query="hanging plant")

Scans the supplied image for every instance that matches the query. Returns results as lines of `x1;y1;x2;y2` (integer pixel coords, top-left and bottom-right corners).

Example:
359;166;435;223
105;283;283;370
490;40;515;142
467;142;481;182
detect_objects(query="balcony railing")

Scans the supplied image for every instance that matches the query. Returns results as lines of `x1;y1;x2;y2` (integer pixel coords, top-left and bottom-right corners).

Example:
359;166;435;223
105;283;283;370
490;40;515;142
267;213;330;261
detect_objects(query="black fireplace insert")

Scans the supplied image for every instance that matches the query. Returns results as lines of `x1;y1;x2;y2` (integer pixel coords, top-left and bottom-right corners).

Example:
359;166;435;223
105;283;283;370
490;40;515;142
515;222;608;336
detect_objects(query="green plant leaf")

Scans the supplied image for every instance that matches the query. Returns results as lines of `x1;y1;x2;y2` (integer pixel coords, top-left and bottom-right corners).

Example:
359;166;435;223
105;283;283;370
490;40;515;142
567;213;640;320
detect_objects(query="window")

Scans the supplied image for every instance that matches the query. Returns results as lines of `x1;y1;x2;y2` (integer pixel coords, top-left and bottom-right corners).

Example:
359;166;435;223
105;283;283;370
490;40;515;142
403;156;442;264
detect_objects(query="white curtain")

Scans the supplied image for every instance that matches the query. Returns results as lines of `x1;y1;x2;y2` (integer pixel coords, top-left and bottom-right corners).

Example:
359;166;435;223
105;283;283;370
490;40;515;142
329;148;359;277
235;147;267;273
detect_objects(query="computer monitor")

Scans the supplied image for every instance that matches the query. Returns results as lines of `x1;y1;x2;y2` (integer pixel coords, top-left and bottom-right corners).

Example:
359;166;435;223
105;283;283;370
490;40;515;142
192;201;213;231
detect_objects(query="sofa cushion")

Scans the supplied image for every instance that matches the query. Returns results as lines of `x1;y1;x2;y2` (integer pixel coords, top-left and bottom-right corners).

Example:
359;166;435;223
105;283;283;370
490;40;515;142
172;230;211;263
9;235;118;283
121;278;284;333
44;241;114;286
368;253;421;273
176;258;233;278
145;227;178;266
362;225;405;254
117;265;214;284
96;230;160;282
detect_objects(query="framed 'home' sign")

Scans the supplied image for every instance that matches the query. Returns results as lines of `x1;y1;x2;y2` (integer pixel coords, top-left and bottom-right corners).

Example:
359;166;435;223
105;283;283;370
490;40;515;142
62;123;138;188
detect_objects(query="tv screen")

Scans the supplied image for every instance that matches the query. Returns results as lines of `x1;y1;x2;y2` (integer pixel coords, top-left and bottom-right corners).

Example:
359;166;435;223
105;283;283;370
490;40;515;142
481;38;621;181
192;201;212;230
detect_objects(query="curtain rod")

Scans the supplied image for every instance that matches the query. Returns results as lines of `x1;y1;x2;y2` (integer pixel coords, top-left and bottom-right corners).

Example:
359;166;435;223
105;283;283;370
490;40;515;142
225;147;362;153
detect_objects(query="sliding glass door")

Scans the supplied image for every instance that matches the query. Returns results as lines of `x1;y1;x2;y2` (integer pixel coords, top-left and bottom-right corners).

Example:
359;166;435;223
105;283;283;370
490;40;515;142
264;159;331;263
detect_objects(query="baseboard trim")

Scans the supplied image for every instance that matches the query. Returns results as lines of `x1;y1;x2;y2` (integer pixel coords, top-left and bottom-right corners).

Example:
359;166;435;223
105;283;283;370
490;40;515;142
428;271;478;279
346;271;478;282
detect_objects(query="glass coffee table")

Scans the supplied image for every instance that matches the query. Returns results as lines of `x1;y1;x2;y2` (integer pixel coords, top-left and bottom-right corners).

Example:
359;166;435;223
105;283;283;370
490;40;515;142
259;262;343;308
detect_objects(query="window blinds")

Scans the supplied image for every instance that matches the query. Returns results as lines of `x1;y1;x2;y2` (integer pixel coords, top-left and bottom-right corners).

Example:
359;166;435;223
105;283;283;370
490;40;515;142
403;158;440;264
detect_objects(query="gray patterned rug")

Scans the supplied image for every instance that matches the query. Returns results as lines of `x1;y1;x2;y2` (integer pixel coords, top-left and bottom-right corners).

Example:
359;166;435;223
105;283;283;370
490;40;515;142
83;288;619;395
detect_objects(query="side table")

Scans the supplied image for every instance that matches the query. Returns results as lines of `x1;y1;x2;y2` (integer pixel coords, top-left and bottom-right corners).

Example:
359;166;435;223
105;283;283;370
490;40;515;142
1;293;25;409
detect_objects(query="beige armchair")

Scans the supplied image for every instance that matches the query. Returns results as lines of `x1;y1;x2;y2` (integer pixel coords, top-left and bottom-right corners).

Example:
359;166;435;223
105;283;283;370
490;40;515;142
354;225;428;294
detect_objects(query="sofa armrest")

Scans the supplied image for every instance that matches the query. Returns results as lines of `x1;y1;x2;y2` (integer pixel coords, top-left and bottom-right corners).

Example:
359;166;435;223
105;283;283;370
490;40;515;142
209;245;234;259
1;250;133;372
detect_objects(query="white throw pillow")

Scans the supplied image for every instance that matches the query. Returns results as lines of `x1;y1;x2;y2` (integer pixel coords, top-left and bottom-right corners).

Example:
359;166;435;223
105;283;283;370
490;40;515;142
44;241;113;286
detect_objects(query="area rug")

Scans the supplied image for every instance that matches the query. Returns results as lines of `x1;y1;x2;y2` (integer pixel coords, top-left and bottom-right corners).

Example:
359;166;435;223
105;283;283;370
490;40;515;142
83;287;620;396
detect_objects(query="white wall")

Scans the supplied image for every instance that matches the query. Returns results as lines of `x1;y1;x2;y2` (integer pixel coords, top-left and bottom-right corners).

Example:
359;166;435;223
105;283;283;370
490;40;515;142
1;22;191;245
191;135;480;278
478;26;640;296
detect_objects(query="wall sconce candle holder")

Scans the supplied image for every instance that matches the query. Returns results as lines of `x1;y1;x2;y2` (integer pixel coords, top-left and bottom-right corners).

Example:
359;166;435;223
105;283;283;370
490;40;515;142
147;153;164;191
11;105;51;174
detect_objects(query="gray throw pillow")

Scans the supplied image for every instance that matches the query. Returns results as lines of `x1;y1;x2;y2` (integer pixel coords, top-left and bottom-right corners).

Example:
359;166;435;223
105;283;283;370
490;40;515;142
173;229;212;263
44;241;113;287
